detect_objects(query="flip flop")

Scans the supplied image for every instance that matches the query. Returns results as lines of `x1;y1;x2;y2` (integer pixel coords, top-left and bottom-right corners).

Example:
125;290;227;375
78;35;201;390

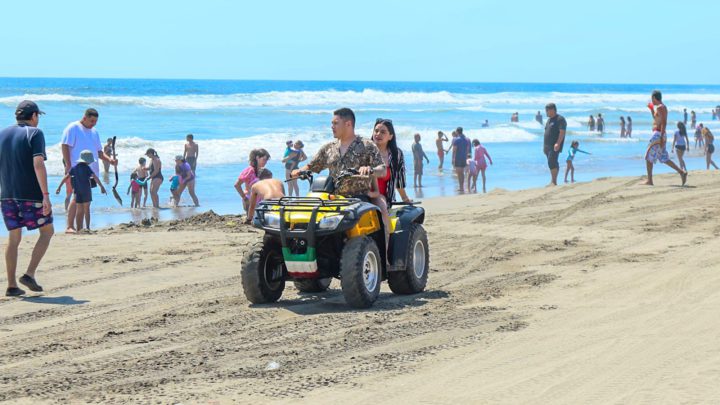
19;274;43;292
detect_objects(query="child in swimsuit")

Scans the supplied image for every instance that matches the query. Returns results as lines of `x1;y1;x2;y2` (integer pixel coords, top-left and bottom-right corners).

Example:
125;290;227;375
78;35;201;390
169;175;180;205
564;140;590;183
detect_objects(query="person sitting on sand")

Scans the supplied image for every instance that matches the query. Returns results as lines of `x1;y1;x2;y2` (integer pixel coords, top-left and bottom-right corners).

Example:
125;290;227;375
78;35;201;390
244;169;284;224
702;127;719;170
672;122;690;172
644;90;687;186
56;150;106;232
564;140;590;183
235;148;270;212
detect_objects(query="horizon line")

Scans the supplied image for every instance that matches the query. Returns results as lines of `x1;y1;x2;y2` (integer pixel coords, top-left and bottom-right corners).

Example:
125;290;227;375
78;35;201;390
1;76;719;88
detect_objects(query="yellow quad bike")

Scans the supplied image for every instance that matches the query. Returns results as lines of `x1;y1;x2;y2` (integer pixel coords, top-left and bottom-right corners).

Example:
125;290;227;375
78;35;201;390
241;169;429;308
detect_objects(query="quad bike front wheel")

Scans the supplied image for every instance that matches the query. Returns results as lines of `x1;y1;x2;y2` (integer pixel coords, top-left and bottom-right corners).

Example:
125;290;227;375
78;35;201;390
294;278;332;293
241;239;286;304
388;223;429;294
340;236;381;308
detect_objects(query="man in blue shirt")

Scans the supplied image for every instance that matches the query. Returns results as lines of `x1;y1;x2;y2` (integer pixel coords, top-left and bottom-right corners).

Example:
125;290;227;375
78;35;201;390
451;127;470;193
0;101;54;296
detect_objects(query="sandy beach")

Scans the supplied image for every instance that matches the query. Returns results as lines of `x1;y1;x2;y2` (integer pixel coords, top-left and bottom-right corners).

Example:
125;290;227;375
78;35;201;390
1;170;719;404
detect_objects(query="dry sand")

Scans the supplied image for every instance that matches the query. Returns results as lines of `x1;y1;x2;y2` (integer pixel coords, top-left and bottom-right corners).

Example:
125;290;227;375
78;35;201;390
1;171;719;404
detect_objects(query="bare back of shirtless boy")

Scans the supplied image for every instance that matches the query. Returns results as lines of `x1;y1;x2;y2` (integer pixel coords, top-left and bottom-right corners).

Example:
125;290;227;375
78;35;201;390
245;179;285;224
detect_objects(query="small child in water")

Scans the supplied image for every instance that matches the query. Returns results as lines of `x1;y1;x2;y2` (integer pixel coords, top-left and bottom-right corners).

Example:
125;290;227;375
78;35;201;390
169;175;180;205
564;140;590;183
126;172;147;208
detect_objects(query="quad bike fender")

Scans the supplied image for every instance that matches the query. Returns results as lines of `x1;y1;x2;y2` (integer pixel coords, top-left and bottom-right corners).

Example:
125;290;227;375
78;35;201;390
388;206;425;271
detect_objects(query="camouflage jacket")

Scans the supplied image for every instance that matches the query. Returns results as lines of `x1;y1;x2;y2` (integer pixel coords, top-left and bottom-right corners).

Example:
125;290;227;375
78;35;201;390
307;136;384;195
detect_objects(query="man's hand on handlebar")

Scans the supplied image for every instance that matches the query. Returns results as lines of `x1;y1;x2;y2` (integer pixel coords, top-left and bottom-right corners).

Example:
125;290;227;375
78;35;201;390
358;166;372;176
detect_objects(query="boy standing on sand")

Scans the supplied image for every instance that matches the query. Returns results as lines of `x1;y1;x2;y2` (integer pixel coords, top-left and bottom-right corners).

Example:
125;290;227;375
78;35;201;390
57;150;106;232
644;90;687;186
411;133;430;188
244;169;285;224
184;134;199;173
0;101;54;296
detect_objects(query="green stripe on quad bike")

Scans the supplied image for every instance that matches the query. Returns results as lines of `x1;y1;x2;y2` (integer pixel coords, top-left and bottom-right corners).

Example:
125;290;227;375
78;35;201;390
282;247;317;262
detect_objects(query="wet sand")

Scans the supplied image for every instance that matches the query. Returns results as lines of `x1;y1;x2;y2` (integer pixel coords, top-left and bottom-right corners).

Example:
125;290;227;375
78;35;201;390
1;170;719;404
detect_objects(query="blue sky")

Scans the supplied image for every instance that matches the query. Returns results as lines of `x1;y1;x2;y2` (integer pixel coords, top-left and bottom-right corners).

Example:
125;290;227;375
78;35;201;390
1;0;717;84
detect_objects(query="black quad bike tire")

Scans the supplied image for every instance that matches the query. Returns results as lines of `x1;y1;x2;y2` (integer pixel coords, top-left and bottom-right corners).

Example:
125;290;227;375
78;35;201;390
340;236;382;308
294;278;332;293
241;240;286;304
388;223;429;294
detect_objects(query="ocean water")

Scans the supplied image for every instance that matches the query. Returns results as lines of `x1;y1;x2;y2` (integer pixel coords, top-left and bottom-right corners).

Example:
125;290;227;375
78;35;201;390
1;78;720;233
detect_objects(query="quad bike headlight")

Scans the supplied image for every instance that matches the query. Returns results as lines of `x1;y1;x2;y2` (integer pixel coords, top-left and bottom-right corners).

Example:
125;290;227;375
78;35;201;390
318;214;343;230
263;213;281;229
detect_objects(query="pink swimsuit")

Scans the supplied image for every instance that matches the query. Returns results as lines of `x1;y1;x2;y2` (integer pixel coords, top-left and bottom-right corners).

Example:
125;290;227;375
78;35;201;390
474;145;492;170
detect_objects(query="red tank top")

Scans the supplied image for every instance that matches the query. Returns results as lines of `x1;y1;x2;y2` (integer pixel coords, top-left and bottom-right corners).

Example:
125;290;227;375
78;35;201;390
377;167;391;196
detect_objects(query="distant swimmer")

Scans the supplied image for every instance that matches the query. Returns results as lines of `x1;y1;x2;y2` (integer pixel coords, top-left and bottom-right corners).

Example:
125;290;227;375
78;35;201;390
643;90;687;186
694;123;704;149
626;116;632;137
481;120;489;128
620;116;626;138
535;111;543;125
596;113;604;133
683;108;688;125
588;114;595;131
436;131;449;169
690;110;696;129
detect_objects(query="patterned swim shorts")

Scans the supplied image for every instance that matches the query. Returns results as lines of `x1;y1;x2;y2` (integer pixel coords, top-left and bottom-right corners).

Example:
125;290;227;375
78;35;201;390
646;132;670;164
1;199;53;231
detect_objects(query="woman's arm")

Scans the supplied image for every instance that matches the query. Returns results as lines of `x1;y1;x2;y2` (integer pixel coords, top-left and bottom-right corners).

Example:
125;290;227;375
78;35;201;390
485;149;493;164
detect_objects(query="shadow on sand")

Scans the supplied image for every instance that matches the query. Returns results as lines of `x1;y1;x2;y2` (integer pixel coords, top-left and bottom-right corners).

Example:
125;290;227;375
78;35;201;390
21;295;90;305
250;288;450;315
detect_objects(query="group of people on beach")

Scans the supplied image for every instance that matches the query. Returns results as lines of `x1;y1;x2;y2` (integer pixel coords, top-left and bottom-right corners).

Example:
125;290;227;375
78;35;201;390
433;129;493;193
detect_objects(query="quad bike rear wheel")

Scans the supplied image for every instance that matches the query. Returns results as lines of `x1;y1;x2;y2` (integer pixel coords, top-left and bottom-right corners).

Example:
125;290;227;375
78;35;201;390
388;223;429;294
242;240;286;304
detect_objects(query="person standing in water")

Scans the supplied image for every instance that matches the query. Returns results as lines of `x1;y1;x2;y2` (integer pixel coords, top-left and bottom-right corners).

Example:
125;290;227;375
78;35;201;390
694;123;704;149
683;108;688;126
690;110;697;129
644;90;687;186
102;138;112;174
535;111;543;125
472;139;493;193
588;115;595;131
282;140;307;197
564;140;590;183
672;122;690;172
145;148;164;208
702;127;719;170
620;116;626;138
543;103;567;186
596;113;605;133
411;133;430;188
183;134;199;173
626;116;633;137
436;131;449;170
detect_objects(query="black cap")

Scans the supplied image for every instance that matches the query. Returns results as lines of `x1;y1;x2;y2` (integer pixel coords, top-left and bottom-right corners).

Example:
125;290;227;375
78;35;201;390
16;100;45;116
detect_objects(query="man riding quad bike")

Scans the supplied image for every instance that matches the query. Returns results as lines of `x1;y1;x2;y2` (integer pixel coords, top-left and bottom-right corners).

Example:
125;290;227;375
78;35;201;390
241;169;429;308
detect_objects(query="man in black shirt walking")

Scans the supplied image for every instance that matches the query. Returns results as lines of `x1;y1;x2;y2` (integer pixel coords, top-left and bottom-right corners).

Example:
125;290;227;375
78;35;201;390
543;103;567;186
0;101;54;296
